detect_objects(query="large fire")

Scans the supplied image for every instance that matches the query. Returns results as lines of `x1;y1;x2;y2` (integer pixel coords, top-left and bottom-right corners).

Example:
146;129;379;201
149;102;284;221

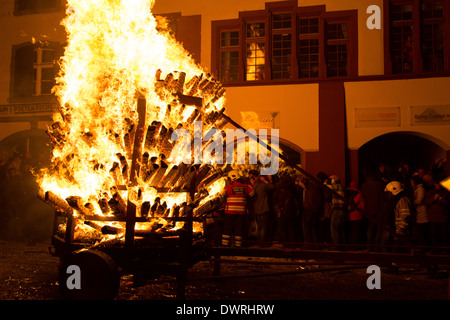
37;0;228;242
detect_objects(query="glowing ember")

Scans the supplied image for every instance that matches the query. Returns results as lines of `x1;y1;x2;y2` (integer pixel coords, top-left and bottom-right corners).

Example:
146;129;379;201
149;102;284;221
37;0;228;241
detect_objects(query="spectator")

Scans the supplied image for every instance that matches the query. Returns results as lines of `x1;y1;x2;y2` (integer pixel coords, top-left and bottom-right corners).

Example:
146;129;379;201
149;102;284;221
361;168;389;251
416;168;426;180
411;175;430;248
422;173;434;191
302;177;323;248
346;180;366;249
385;181;413;240
221;170;255;247
377;163;392;186
432;158;447;183
397;161;413;196
317;172;332;245
294;175;305;242
251;172;274;246
329;175;347;248
424;180;449;252
273;175;297;247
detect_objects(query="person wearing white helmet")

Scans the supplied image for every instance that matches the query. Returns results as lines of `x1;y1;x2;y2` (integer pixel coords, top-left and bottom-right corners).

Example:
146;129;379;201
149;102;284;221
385;181;412;237
228;170;241;183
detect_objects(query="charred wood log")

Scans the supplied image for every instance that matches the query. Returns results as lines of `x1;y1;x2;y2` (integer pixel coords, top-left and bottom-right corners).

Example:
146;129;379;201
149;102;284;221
164;73;174;91
39;191;73;216
101;224;124;235
98;197;110;214
124;120;136;158
108;192;127;217
45;129;64;149
171;204;181;218
195;165;212;186
176;72;186;94
188;73;203;96
109;161;121;185
178;164;199;189
149;158;168;187
144;121;161;150
141;201;150;218
167;162;188;188
143;162;159;183
66;196;95;216
158;164;178;188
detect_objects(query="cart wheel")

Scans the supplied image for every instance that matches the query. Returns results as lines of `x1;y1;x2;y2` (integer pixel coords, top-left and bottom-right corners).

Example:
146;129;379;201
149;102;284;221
58;250;120;300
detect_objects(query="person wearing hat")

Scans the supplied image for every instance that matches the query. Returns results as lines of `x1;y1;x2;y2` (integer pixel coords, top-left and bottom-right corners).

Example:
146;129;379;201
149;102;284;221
221;170;255;247
385;181;412;239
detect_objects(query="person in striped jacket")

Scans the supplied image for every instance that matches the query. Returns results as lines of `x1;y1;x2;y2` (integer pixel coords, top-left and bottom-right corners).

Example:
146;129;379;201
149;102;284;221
221;170;255;247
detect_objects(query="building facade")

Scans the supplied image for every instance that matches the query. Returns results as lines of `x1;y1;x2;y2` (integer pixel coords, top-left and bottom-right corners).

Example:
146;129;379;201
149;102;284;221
0;0;449;186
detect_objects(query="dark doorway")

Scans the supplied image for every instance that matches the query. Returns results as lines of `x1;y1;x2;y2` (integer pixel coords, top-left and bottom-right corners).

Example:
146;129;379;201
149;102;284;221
358;132;446;183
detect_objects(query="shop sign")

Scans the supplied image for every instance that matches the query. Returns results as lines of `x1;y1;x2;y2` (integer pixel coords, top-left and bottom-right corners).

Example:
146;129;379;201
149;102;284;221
411;105;450;126
0;102;57;117
355;107;401;128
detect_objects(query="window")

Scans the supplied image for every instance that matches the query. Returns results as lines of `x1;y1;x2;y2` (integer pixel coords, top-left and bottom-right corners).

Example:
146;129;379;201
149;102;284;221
299;18;320;78
389;2;414;73
421;0;445;72
212;2;357;84
326;22;349;77
11;42;63;100
34;47;56;95
246;22;266;80
272;13;293;79
220;30;240;82
386;0;449;74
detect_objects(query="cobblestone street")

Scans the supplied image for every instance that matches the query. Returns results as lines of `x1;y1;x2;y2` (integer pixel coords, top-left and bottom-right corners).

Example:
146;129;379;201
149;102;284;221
1;240;449;301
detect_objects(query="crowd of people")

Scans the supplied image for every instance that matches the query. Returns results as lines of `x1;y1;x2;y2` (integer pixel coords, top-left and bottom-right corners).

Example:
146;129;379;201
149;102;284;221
1;145;449;253
217;158;450;252
0;151;53;243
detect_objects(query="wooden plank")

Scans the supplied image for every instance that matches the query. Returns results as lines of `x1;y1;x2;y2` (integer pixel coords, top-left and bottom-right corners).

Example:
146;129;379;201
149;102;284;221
125;97;147;247
173;93;203;107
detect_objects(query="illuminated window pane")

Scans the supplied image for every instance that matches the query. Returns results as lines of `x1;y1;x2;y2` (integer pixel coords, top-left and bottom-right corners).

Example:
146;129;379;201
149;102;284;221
247;22;265;39
246;42;265;80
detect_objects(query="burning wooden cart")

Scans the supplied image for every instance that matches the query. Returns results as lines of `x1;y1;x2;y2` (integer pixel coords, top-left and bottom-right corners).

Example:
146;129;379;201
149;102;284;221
38;71;230;300
46;192;214;300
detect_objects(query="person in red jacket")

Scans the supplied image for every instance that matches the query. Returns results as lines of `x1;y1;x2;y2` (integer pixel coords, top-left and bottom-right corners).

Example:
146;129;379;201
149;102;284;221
221;170;255;247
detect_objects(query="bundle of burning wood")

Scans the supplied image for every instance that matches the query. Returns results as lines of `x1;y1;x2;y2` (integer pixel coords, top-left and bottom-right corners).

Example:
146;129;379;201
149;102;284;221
39;70;231;242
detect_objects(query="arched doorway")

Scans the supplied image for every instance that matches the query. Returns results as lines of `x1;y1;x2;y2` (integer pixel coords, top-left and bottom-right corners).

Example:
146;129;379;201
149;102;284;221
358;131;447;183
0;129;53;242
223;133;305;175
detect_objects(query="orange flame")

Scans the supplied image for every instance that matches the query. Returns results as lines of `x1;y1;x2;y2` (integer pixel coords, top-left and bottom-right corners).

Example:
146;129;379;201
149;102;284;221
37;0;226;237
